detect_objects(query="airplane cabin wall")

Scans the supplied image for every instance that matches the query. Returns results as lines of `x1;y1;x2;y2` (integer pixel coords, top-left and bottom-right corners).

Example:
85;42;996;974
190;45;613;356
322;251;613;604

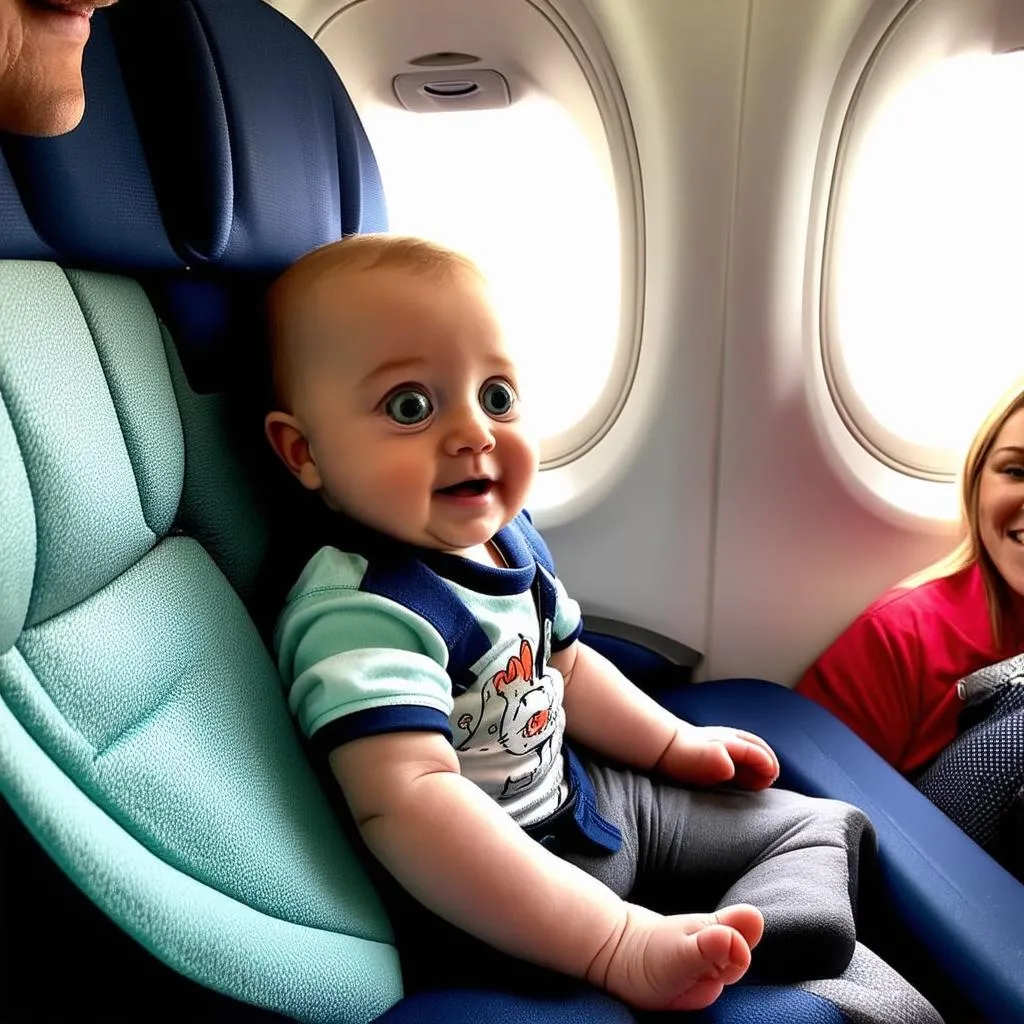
706;0;957;683
552;0;956;684
542;0;749;674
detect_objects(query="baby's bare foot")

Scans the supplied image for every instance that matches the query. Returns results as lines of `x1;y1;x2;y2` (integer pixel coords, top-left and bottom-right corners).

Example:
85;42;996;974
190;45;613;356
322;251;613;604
591;903;764;1012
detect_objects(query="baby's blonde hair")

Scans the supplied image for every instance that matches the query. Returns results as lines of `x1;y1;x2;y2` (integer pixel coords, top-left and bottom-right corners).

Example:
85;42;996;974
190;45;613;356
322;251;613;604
899;378;1024;644
266;234;483;408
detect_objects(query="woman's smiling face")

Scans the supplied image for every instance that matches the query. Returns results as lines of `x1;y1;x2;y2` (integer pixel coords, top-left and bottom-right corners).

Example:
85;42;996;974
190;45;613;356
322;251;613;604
977;406;1024;599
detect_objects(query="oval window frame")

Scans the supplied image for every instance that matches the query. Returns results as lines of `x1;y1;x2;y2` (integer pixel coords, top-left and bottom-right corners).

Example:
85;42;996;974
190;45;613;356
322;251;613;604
819;0;1022;485
309;0;646;470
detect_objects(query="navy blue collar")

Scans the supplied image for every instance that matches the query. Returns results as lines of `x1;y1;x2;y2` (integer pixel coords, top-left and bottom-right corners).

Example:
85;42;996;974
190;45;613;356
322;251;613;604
332;512;537;596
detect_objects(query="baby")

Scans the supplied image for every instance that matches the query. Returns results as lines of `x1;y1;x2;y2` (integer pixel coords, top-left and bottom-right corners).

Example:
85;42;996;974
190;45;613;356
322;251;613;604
264;235;888;1012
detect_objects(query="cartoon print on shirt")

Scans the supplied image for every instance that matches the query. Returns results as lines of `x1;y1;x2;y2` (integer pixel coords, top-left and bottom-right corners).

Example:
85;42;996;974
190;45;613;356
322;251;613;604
453;634;560;799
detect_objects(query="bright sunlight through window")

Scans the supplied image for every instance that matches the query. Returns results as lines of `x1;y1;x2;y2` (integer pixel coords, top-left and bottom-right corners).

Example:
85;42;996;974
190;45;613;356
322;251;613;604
830;51;1024;469
360;96;621;455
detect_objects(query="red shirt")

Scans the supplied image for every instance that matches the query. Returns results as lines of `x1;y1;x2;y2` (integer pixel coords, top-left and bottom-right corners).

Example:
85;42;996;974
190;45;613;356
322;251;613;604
796;563;1024;775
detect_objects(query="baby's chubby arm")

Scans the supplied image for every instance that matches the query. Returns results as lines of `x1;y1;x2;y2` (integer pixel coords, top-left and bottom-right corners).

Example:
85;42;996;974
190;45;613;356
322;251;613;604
332;730;626;971
330;730;761;1010
553;641;779;790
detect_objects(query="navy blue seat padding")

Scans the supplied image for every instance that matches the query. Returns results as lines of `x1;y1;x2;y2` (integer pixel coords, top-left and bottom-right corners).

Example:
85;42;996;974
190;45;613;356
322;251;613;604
0;15;176;266
660;679;1024;1024
0;0;384;272
697;987;844;1024
582;628;694;690
374;987;637;1023
108;0;386;271
372;981;843;1024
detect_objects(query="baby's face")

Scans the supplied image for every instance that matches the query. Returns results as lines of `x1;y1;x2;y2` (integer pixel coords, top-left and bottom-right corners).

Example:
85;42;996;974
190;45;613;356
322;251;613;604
288;265;539;553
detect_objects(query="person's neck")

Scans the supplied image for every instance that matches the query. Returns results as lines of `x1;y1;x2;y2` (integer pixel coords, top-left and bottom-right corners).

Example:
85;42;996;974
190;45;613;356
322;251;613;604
456;540;506;568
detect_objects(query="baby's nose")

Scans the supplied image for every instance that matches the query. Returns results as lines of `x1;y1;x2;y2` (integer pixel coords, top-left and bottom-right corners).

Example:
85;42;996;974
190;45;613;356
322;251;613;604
445;405;496;454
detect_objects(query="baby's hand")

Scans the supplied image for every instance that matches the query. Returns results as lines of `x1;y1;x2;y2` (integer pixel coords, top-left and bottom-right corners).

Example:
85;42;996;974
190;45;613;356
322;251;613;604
589;903;764;1011
657;723;780;790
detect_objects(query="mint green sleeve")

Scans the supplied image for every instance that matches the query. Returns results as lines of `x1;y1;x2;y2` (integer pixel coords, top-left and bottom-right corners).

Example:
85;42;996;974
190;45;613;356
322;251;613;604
274;553;454;743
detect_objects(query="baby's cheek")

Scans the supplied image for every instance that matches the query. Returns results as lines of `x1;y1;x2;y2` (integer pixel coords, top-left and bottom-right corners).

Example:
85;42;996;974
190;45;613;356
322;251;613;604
504;435;539;493
375;457;431;497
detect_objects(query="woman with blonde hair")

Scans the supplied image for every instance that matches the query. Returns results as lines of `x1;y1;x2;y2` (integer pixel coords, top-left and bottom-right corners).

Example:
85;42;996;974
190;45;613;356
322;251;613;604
798;381;1024;874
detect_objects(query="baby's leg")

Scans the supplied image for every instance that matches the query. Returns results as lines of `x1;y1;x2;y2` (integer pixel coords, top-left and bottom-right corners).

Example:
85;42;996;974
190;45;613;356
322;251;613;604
713;789;869;981
566;758;870;983
591;903;764;1012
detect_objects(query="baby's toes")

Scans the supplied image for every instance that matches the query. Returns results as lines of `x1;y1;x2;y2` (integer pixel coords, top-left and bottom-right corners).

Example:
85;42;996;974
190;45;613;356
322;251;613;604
668;978;727;1013
695;923;751;982
714;903;765;951
662;925;752;1012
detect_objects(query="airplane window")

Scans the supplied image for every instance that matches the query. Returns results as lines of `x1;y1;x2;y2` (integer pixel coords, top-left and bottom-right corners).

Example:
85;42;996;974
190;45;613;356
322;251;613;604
824;49;1024;480
360;92;624;464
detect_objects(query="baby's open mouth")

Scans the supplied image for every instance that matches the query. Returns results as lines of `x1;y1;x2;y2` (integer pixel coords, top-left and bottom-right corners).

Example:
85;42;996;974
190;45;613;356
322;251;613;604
436;478;493;498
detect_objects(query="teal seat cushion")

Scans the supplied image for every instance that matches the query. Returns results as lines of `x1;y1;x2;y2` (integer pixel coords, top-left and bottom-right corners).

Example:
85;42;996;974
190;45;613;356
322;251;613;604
0;261;402;1021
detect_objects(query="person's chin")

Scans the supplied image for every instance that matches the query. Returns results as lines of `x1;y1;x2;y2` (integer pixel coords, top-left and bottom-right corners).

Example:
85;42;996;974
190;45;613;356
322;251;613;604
997;549;1024;601
1003;571;1024;602
426;521;496;553
15;85;86;137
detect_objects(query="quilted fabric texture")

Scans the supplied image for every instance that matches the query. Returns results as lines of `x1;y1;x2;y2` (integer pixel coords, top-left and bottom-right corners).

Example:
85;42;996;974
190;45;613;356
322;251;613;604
0;263;167;627
0;384;34;653
915;681;1024;878
0;264;401;1021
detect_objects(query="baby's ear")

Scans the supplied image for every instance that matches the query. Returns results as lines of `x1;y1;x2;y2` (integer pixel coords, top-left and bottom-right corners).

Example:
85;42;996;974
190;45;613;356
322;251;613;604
264;411;323;491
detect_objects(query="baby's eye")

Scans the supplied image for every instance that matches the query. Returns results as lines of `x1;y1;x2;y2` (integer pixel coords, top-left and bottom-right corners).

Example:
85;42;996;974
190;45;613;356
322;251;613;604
479;378;517;419
385;388;433;425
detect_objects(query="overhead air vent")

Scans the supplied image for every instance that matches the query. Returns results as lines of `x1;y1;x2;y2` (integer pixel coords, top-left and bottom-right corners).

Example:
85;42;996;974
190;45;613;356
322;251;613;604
408;51;481;67
422;80;478;97
393;69;510;112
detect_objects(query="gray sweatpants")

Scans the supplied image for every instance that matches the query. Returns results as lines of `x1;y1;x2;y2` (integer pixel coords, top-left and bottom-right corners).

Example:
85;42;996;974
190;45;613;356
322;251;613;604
390;754;943;1022
562;756;872;983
